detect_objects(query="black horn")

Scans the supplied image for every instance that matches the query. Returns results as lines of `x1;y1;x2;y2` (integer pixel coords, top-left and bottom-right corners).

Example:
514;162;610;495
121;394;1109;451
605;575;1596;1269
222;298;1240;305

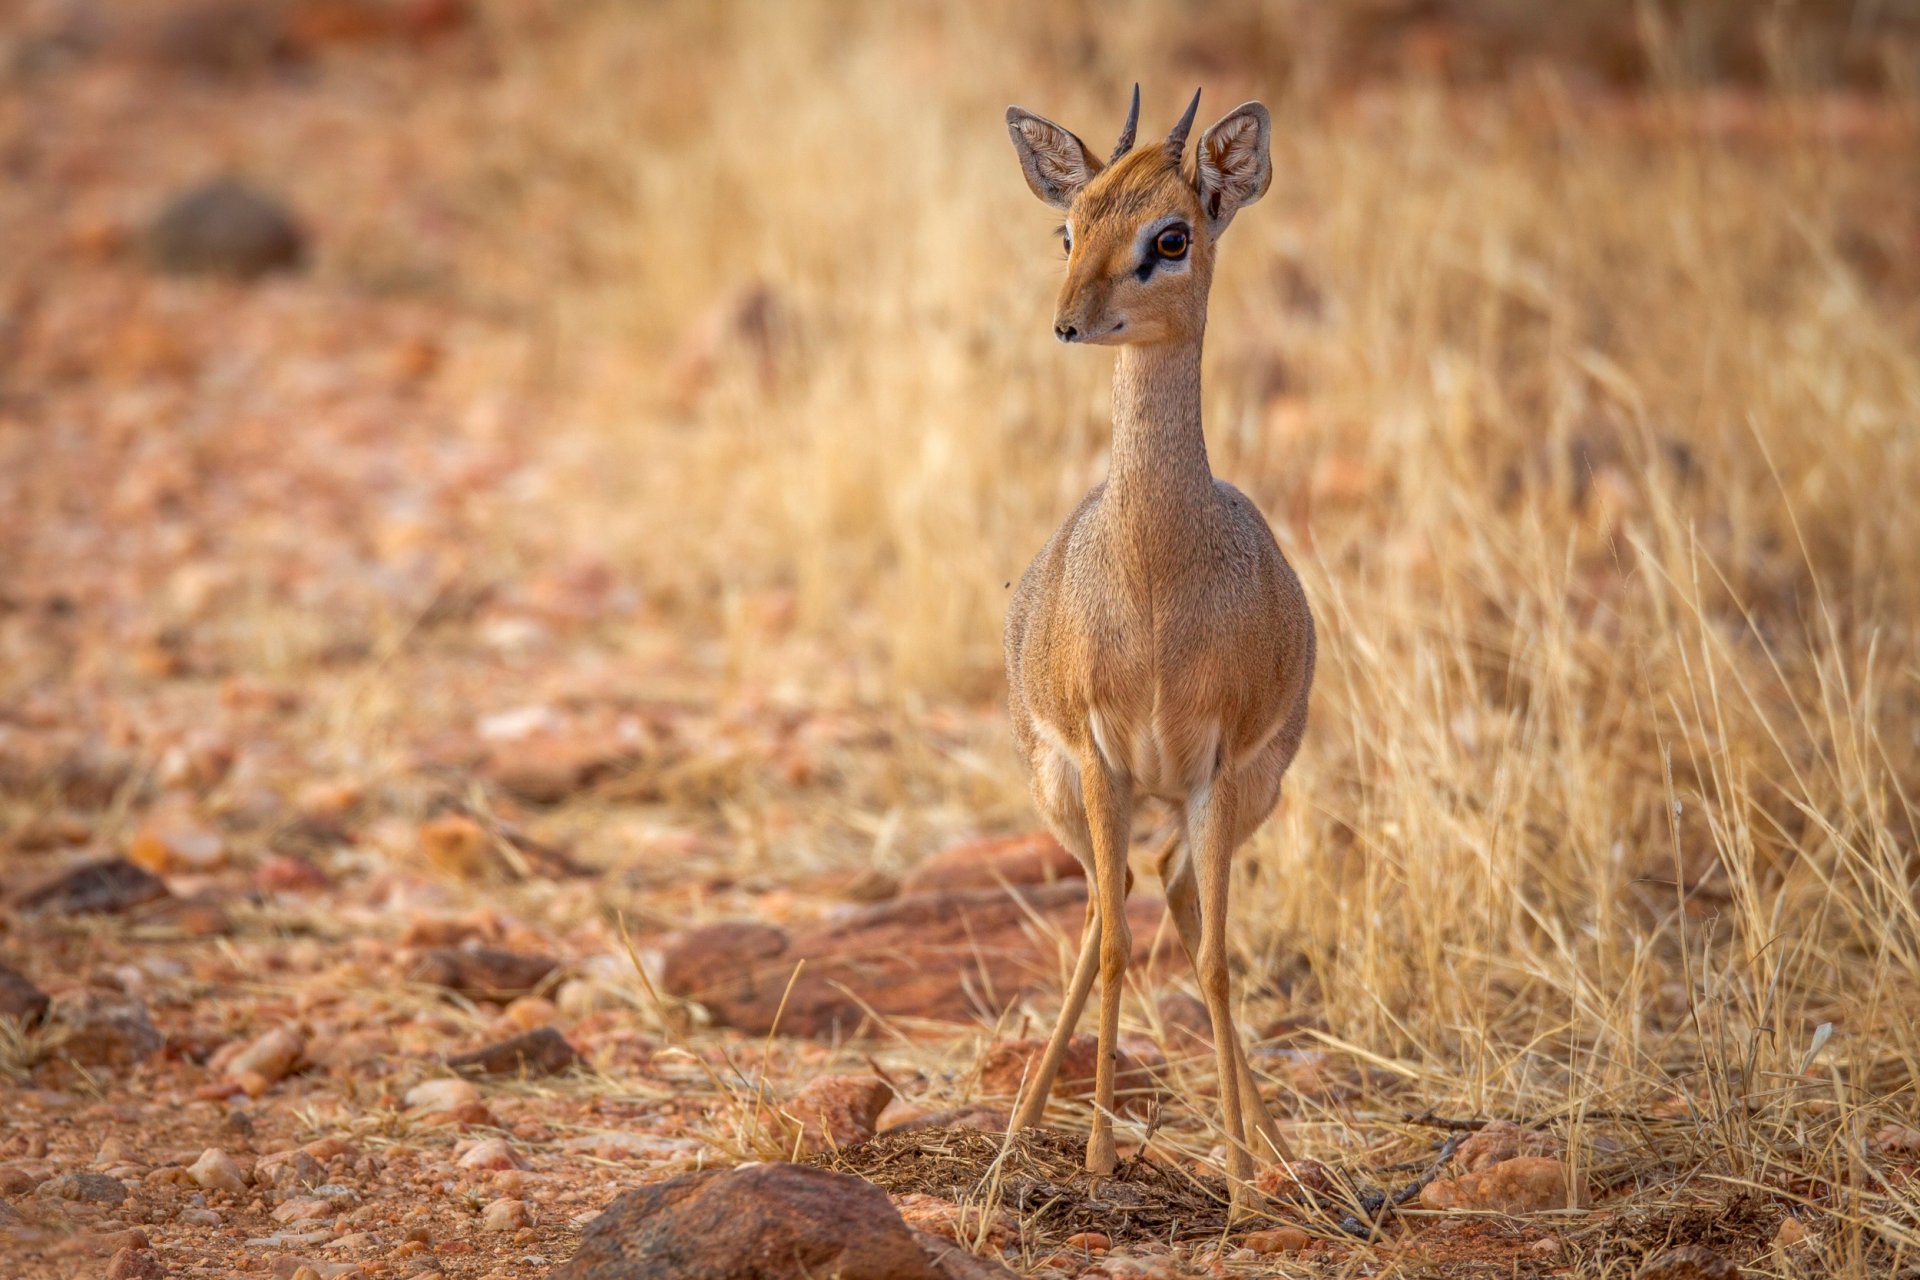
1110;83;1140;163
1166;87;1201;158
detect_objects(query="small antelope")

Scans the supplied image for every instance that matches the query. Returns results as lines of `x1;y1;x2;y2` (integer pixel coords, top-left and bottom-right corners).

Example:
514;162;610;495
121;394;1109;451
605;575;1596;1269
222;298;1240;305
1001;87;1315;1206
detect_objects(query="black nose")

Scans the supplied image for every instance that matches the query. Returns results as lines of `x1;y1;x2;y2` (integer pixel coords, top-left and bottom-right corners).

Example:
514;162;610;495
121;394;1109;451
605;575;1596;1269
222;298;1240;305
1054;323;1077;342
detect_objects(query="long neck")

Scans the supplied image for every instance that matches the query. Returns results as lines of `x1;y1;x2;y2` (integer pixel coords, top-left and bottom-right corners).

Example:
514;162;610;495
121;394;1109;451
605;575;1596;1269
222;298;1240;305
1108;335;1212;509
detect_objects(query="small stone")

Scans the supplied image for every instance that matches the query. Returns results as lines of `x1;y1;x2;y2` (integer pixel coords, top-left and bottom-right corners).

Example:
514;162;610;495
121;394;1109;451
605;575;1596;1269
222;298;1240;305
0;1166;38;1194
481;1198;530;1231
783;1074;893;1155
12;858;170;915
226;1027;304;1084
145;179;306;279
1252;1158;1335;1203
0;962;50;1024
446;1026;579;1078
38;1171;129;1204
1244;1227;1311;1253
418;816;495;880
978;1033;1159;1115
256;1150;326;1189
128;826;226;874
1871;1122;1920;1154
407;948;557;1002
1419;1157;1573;1214
106;1247;168;1280
256;855;331;894
187;1148;250;1195
273;1197;336;1223
1635;1245;1740;1280
1453;1119;1559;1172
457;1139;526;1172
405;1078;482;1112
1062;1231;1110;1254
1774;1216;1809;1249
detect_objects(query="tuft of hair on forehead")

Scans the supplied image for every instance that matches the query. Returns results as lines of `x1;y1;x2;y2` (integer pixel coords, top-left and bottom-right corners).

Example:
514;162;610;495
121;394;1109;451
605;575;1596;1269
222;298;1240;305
1071;146;1196;225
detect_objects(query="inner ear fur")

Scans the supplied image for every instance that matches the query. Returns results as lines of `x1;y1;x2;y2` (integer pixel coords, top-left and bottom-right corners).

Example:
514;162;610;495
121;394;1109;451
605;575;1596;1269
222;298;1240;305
1006;107;1100;210
1194;102;1272;232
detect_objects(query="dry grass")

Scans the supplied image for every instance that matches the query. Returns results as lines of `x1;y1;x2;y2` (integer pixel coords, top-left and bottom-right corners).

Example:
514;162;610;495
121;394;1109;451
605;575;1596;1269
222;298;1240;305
392;0;1920;1271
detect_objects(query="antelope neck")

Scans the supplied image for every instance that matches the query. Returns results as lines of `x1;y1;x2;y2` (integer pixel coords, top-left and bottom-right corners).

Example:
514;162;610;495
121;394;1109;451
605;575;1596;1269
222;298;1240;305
1106;336;1213;514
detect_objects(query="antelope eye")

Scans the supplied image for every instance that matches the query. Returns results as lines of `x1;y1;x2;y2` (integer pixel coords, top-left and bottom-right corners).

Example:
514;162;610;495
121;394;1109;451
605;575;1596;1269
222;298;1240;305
1155;227;1189;258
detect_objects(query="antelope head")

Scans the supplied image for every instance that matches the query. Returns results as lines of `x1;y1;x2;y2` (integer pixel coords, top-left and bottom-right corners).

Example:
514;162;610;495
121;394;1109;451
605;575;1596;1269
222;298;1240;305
1006;87;1272;346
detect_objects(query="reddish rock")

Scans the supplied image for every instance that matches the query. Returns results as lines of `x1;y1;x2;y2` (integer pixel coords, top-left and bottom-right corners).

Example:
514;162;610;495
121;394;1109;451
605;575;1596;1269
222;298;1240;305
255;854;331;894
419;815;495;880
1062;1230;1110;1254
53;993;164;1068
1253;1158;1337;1203
1244;1226;1311;1253
106;1247;168;1280
223;1027;304;1084
782;1075;893;1155
899;833;1081;895
1635;1246;1740;1279
1453;1119;1559;1172
0;962;50;1025
457;1139;526;1172
657;882;1165;1038
11;857;170;915
549;1162;1013;1279
408;947;557;1002
978;1033;1160;1115
882;1104;1010;1136
891;1193;1017;1248
447;1026;579;1077
1419;1156;1574;1214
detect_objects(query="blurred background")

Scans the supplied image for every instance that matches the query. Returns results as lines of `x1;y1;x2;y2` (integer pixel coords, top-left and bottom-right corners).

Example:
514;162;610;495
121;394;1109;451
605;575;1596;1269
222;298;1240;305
3;0;1920;1261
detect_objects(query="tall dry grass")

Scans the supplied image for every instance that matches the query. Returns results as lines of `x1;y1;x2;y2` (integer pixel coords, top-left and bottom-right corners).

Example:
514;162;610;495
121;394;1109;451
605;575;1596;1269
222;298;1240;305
449;0;1920;1267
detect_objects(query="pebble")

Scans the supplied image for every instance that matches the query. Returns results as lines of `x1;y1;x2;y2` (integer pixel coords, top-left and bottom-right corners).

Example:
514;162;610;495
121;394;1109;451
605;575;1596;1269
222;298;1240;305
481;1198;531;1231
1062;1230;1110;1254
256;1149;326;1188
456;1139;526;1172
1244;1226;1311;1253
105;1247;166;1280
225;1027;305;1084
1775;1216;1809;1248
38;1171;129;1204
176;1207;221;1226
405;1078;482;1112
187;1148;250;1195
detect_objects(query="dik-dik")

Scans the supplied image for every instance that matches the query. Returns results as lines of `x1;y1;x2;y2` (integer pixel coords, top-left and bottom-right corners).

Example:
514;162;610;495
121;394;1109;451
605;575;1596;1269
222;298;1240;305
1001;87;1315;1207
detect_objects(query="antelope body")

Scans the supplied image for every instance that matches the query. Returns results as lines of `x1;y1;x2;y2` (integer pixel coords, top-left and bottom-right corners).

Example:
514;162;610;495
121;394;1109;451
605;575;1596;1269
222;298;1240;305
1001;88;1315;1205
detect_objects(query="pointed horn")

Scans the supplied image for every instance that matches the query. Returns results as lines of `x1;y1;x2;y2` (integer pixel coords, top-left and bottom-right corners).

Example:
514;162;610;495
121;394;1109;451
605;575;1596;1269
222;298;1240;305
1110;83;1140;164
1166;87;1201;158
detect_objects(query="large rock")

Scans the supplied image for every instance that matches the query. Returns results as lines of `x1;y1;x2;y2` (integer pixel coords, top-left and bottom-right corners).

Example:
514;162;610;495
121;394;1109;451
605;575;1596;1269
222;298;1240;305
447;1026;579;1077
0;961;50;1024
146;180;306;279
548;1162;1014;1279
53;992;164;1068
11;857;169;915
408;947;558;1002
658;882;1165;1038
898;833;1081;895
782;1075;892;1156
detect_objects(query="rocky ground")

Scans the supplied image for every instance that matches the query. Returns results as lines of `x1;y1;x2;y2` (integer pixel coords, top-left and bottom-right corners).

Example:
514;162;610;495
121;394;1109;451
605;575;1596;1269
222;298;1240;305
4;3;1919;1279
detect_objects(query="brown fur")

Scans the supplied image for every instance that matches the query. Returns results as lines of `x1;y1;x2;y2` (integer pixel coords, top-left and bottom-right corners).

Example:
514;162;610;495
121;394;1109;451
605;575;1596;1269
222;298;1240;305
1001;93;1313;1207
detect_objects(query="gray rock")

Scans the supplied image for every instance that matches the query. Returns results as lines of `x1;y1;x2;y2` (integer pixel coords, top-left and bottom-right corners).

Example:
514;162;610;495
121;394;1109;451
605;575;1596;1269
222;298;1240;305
38;1171;130;1204
146;180;306;278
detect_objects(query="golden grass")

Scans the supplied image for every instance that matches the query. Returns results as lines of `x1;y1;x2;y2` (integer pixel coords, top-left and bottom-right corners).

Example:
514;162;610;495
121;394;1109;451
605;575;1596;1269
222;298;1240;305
325;0;1920;1270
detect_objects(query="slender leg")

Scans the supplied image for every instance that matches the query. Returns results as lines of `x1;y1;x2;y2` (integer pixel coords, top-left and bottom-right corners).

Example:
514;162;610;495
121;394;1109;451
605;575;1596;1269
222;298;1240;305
1079;750;1133;1175
1163;857;1293;1164
1188;776;1253;1212
1008;898;1100;1131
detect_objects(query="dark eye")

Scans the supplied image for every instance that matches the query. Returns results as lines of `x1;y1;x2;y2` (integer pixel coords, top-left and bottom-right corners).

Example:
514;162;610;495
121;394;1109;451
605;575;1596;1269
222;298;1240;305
1155;227;1189;259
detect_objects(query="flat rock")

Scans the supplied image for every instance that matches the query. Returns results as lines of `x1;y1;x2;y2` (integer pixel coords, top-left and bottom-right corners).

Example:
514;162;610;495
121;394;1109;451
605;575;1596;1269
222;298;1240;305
11;857;170;915
1419;1156;1573;1214
53;992;164;1068
898;833;1081;895
145;179;306;278
1635;1245;1741;1279
547;1162;1012;1279
447;1025;579;1077
977;1033;1161;1115
0;961;50;1024
658;882;1165;1037
408;947;558;1001
782;1074;893;1156
38;1171;129;1204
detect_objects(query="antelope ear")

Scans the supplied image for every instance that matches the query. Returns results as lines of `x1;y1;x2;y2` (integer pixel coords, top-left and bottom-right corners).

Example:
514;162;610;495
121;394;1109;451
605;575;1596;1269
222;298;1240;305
1006;107;1099;210
1194;102;1271;233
